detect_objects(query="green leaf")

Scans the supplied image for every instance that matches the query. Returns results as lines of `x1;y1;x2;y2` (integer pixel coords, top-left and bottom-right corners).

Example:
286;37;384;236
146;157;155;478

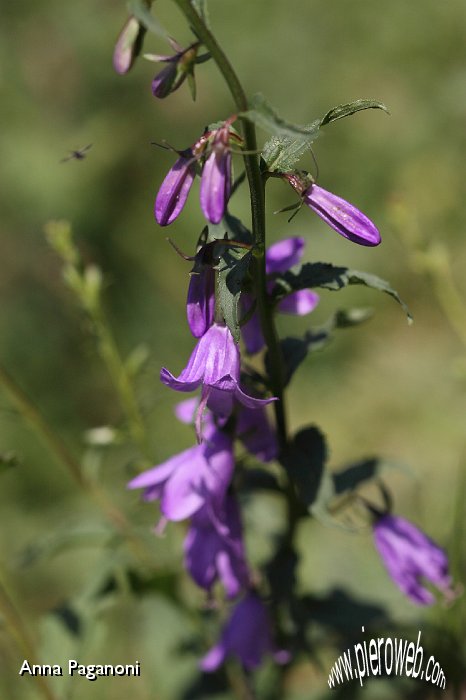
283;426;328;508
261;125;320;172
268;308;373;385
320;99;389;126
127;0;168;38
272;263;412;323
242;93;321;140
261;98;388;172
215;246;252;343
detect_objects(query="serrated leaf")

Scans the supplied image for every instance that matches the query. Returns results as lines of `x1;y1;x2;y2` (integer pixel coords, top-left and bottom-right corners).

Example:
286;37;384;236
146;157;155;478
320;99;389;126
267;308;373;385
283;426;328;508
261;98;388;172
242;93;321;140
272;263;412;322
261;124;320;172
215;246;252;342
127;0;168;39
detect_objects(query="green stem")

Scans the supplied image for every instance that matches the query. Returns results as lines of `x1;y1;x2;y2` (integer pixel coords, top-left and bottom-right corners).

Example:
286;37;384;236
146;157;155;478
0;364;153;568
172;0;288;451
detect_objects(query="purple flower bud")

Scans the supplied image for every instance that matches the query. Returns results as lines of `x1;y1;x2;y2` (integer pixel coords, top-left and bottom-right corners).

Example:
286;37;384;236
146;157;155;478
155;151;196;226
160;323;276;438
113;16;146;75
303;184;381;247
200;128;232;224
200;149;232;225
149;42;200;99
200;592;290;672
185;495;250;598
127;424;233;522
373;514;455;605
151;62;179;98
187;265;215;338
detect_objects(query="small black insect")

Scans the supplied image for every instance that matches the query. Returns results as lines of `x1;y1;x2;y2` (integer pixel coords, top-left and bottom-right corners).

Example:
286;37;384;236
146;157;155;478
60;144;93;163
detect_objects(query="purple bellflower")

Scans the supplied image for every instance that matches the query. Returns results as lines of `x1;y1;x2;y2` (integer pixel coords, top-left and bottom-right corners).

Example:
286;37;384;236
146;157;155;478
185;495;250;599
160;323;276;437
127;423;233;522
113;15;146;75
373;514;456;605
200;592;290;672
154;150;196;226
242;237;319;354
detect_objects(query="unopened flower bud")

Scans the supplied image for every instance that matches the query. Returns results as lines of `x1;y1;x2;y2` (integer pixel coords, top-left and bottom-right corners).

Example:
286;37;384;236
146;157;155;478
113;16;146;75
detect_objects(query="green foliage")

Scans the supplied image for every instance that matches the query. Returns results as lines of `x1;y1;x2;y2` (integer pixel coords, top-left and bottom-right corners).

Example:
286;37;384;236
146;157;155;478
128;0;169;38
261;98;389;172
215;244;252;342
272;262;412;322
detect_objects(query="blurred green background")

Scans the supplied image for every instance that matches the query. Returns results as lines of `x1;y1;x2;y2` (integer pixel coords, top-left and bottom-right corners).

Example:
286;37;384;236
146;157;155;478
1;0;466;698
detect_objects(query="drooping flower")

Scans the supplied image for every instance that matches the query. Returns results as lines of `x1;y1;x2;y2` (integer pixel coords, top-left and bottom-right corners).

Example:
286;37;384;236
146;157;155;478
373;514;455;605
303;183;381;247
242;237;319;354
199;125;233;225
154;150;196;226
127;424;233;522
185;495;250;598
236;404;278;463
200;592;290;672
147;41;201;99
160;323;276;436
113;15;147;75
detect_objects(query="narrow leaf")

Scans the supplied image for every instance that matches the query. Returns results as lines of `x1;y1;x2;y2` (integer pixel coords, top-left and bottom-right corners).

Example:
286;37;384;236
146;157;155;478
242;93;321;140
320;99;389;126
272;263;412;322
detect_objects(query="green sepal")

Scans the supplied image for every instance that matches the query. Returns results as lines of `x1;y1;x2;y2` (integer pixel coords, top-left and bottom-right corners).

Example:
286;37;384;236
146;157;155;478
127;0;168;39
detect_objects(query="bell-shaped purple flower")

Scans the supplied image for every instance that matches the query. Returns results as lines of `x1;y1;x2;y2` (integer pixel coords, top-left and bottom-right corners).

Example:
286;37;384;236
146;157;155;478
200;127;232;225
127;424;233;522
236;404;278;463
373;514;455;605
113;15;146;75
200;592;290;672
187;265;215;338
303;184;381;247
242;237;319;354
185;495;250;598
155;150;196;226
160;323;276;436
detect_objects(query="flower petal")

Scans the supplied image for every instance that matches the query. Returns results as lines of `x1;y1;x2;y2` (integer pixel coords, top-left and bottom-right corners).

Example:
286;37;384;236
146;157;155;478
265;237;305;274
277;289;319;315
